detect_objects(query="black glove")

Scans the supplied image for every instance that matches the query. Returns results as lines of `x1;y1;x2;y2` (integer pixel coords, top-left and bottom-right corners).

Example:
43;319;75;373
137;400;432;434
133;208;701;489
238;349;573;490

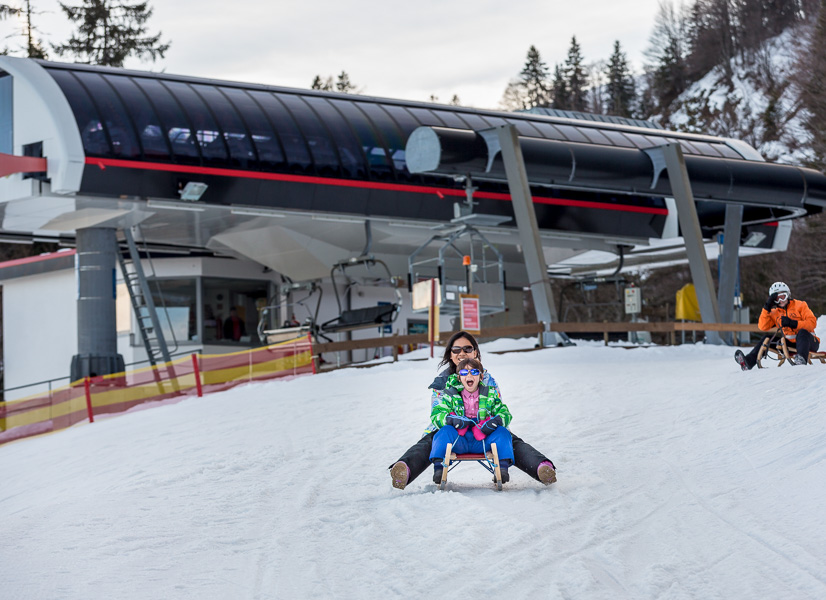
764;294;778;311
781;316;798;329
480;416;504;435
445;415;468;429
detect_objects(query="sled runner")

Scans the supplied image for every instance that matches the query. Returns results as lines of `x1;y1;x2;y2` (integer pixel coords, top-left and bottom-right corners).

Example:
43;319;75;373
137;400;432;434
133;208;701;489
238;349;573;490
439;442;505;491
756;330;826;367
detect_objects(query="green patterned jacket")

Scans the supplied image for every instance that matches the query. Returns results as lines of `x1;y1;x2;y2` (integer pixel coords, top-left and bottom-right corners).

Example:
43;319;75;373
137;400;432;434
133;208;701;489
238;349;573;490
430;373;513;429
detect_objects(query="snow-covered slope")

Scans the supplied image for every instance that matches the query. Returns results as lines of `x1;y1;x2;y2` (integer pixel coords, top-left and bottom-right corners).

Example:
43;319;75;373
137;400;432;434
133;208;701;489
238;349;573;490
665;26;812;165
2;336;826;599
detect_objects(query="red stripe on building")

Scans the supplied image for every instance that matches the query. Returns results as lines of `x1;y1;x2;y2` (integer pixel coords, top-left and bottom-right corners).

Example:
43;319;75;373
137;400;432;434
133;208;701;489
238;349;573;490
86;158;669;216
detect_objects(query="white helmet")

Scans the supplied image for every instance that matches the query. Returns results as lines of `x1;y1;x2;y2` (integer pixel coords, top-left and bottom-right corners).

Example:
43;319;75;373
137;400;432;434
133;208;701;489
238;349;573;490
769;281;791;297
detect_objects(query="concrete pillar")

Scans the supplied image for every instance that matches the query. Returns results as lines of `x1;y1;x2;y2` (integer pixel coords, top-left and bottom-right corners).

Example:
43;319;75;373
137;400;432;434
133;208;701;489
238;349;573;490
70;227;125;381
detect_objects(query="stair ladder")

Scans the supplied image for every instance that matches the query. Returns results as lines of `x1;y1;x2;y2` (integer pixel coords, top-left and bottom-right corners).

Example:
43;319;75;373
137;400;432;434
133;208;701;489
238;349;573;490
117;227;178;384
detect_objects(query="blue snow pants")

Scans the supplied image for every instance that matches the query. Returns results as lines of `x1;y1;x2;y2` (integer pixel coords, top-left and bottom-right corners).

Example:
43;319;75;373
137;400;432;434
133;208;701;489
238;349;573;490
430;425;514;463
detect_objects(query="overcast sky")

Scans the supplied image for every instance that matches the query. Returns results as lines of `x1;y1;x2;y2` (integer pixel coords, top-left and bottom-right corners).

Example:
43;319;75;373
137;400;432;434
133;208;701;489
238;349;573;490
5;0;664;109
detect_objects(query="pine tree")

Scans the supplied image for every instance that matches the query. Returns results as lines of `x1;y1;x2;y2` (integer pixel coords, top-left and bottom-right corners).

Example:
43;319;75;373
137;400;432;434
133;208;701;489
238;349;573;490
22;0;47;58
0;4;19;19
311;75;333;91
0;1;46;58
604;40;636;117
335;71;356;93
551;63;570;110
564;36;588;112
519;45;551;108
53;0;169;67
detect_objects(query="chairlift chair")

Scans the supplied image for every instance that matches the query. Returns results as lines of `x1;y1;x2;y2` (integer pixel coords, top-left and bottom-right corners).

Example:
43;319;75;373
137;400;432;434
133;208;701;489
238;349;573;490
258;280;323;344
317;255;402;340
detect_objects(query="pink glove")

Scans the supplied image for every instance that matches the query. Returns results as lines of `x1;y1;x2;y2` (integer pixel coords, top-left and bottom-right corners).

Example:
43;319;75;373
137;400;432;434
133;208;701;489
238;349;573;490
472;418;490;440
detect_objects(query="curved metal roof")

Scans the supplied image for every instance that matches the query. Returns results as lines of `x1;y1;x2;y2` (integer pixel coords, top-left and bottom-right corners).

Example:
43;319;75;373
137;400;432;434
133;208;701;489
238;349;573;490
40;60;757;180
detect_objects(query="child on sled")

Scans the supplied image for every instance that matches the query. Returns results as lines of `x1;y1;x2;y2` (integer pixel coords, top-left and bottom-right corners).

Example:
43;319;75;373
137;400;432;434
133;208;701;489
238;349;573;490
429;357;514;484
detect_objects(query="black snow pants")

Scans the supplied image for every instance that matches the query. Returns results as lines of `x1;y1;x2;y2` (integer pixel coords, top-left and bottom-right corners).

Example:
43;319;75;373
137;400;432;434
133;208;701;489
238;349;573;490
389;430;553;484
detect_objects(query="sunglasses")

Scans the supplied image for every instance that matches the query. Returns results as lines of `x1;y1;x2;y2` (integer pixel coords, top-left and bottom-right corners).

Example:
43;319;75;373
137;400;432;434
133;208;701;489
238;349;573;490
450;345;475;354
458;368;481;376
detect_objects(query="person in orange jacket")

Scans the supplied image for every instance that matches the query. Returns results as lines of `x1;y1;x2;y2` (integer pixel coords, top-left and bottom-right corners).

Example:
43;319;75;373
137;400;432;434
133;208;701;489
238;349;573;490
735;281;820;370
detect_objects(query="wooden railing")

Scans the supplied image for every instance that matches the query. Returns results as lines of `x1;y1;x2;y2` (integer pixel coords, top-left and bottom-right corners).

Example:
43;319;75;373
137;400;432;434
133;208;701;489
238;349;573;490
312;321;763;369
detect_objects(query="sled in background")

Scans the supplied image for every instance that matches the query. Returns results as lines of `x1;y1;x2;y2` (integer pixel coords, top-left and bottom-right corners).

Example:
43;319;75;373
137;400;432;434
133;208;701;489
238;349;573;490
756;329;826;367
439;442;505;491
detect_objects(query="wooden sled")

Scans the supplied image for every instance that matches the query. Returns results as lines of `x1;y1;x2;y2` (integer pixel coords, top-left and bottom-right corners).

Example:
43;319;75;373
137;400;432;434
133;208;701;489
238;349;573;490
756;332;826;367
439;442;504;491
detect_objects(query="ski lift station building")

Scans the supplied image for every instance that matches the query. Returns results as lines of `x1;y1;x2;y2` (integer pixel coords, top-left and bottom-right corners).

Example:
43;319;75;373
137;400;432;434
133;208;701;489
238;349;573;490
2;56;826;398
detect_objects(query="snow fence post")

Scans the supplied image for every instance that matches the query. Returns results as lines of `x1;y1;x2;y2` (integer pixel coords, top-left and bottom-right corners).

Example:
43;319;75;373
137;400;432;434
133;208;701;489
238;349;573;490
84;377;94;423
191;353;203;398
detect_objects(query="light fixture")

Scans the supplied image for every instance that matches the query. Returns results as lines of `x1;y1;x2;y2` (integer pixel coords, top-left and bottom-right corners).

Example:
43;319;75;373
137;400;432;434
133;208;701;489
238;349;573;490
230;206;287;218
146;199;206;212
178;181;208;201
311;214;365;224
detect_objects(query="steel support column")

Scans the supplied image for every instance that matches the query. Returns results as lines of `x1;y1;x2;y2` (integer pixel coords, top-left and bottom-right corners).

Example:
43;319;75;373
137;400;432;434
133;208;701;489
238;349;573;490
70;227;125;381
494;124;571;346
657;143;723;344
718;204;743;345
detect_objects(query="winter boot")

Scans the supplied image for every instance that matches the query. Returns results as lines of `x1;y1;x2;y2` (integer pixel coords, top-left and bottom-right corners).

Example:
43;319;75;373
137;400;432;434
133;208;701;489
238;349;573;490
499;459;512;484
793;354;807;365
432;460;444;485
390;461;410;490
537;461;557;485
734;349;749;371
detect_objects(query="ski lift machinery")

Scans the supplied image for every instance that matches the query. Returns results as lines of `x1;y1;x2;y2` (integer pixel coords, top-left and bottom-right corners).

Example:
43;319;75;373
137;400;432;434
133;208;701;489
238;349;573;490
408;176;508;317
259;221;402;345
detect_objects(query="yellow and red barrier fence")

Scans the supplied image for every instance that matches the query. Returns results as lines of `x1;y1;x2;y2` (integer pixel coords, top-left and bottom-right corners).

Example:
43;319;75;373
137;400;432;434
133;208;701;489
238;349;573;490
0;336;313;446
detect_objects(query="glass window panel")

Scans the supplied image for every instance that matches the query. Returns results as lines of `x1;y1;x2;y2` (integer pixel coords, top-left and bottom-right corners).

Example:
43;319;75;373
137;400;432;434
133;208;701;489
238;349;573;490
480;115;508;128
428;110;468;128
248;91;312;171
193;84;257;168
133;78;200;162
49;69;111;156
554;124;590;143
688;140;724;157
504;118;542;137
600;130;635;147
276;94;340;175
676;139;702;155
221;87;285;168
304;96;366;178
530;121;566;140
644;134;668;148
104;75;170;160
149;279;197;342
624;133;655;148
358;103;407;177
73;72;141;158
453;113;492;130
407;107;446;127
164;81;228;164
202;277;269;344
330;99;393;178
625;133;654;148
579;128;612;145
0;74;12;154
714;143;742;159
376;106;419;177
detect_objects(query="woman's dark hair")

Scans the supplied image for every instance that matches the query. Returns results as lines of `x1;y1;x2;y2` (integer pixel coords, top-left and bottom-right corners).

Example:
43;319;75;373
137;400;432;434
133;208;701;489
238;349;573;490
438;331;481;373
